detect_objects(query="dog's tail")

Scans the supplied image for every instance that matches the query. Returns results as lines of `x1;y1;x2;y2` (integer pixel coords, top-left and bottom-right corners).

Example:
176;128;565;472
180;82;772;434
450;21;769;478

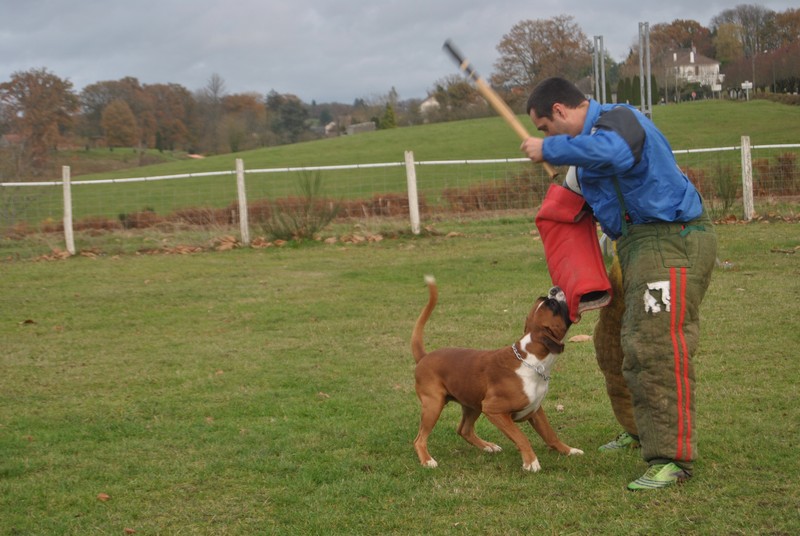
411;275;438;363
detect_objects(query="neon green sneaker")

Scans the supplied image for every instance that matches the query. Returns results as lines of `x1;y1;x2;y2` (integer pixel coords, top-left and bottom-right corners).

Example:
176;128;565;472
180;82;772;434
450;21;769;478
598;431;640;452
627;463;690;491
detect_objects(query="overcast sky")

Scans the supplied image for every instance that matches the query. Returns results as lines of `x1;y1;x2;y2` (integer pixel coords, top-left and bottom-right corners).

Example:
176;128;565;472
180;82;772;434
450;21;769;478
1;1;795;103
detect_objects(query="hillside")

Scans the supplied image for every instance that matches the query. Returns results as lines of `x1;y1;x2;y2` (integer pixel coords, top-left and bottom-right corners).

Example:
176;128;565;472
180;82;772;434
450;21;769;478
68;99;800;182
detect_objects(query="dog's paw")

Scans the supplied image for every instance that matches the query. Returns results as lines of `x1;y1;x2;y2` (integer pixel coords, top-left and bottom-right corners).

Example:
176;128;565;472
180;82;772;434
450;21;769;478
567;447;584;456
522;459;541;472
482;443;503;453
422;458;439;469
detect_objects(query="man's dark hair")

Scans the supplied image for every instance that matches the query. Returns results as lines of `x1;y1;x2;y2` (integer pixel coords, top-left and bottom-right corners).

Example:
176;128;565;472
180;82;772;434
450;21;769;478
526;77;588;119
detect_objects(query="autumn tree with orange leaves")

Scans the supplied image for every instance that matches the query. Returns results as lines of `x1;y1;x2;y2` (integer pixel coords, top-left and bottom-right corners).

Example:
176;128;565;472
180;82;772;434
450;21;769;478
0;68;78;176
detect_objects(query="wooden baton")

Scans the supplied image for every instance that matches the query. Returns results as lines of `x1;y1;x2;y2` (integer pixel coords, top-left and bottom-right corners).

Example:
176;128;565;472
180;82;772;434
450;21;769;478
443;39;558;180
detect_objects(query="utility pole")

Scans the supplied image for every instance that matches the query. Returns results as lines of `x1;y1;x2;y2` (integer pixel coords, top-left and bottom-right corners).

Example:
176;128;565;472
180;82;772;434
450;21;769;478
593;35;606;103
638;22;652;117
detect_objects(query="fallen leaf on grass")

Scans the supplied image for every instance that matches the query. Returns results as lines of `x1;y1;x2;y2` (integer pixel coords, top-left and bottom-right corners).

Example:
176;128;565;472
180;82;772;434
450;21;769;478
250;237;273;248
215;235;239;251
341;234;366;244
34;248;72;261
96;493;111;502
124;528;136;534
569;334;593;343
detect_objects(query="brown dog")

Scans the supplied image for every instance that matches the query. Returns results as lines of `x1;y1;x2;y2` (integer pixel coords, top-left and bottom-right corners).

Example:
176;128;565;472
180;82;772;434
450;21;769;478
411;276;583;471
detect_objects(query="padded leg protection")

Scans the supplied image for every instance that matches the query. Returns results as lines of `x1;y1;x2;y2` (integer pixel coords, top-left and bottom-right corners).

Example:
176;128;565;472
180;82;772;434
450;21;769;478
594;255;638;435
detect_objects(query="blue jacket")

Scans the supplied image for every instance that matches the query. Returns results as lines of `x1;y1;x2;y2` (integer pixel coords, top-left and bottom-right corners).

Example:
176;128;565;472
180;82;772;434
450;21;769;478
542;100;703;239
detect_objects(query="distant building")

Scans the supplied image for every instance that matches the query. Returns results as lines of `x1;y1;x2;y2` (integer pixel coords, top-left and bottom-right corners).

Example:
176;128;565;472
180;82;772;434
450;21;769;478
670;47;724;88
420;96;440;117
345;121;376;135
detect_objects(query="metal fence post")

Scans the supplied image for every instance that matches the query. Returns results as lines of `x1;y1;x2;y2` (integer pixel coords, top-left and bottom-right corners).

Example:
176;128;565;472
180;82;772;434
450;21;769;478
404;150;421;235
236;158;250;246
62;165;75;255
740;136;754;221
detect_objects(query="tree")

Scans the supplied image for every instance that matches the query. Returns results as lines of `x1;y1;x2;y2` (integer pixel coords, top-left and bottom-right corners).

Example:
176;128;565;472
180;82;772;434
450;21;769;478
222;92;266;150
195;73;227;153
267;92;309;143
144;83;193;151
631;75;641;105
318;108;333;126
492;15;592;92
713;23;745;65
711;4;775;58
379;103;397;129
649;20;713;59
774;8;800;48
428;74;485;121
616;79;627;103
0;68;78;173
79;77;157;149
101;99;138;149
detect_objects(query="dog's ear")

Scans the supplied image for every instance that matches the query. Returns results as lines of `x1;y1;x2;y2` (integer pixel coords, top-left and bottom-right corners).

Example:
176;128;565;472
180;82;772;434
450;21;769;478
541;335;565;355
524;297;547;334
525;329;565;355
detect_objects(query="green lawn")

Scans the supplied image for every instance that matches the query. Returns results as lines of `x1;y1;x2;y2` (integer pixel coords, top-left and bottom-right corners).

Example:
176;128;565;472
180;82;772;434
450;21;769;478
1;218;798;534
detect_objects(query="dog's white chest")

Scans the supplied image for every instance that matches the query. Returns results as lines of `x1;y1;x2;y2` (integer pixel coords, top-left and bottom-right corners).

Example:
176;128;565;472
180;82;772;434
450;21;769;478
511;353;555;421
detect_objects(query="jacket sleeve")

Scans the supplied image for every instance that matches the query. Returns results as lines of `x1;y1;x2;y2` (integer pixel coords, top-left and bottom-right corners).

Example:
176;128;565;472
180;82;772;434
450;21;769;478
542;107;644;175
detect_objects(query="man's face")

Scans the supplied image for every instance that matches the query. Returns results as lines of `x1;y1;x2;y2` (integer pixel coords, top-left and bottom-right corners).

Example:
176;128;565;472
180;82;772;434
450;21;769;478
530;103;582;137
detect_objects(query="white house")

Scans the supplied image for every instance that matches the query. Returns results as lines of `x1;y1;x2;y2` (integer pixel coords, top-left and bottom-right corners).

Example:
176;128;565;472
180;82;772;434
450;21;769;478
420;96;440;117
671;47;724;87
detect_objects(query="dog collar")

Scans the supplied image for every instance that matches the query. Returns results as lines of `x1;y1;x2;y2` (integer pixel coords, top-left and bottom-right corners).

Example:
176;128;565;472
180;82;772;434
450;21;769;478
511;343;550;382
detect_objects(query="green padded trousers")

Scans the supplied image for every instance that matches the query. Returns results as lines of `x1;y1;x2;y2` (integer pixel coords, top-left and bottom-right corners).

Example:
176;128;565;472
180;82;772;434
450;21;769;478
615;212;717;472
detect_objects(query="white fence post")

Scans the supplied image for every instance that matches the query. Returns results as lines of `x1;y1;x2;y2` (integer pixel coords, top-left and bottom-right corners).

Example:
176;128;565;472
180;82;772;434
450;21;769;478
236;158;250;246
740;135;754;221
404;150;420;235
62;165;75;255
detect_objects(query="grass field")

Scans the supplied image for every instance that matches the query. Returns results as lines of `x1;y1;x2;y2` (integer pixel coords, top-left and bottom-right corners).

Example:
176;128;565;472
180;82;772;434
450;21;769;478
1;217;798;535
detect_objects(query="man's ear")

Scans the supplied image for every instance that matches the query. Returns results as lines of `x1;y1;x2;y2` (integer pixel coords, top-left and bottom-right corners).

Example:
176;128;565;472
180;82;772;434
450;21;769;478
553;102;567;120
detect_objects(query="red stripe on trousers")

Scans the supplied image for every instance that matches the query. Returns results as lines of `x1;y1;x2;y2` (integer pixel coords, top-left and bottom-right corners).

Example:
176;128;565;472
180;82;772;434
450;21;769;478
670;267;685;460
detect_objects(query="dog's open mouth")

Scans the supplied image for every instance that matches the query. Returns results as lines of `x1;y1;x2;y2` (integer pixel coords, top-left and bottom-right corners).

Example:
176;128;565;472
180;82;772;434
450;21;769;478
546;286;571;327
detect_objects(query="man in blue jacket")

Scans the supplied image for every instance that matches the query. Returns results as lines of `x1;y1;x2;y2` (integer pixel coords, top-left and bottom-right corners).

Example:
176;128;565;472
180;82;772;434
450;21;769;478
520;77;717;490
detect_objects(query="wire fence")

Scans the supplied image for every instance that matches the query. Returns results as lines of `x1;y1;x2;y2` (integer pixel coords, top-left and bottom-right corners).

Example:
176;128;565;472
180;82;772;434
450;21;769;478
1;139;798;260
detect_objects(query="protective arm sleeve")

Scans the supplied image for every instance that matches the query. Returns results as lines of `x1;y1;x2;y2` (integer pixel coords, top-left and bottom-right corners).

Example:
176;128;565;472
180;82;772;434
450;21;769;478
535;184;612;322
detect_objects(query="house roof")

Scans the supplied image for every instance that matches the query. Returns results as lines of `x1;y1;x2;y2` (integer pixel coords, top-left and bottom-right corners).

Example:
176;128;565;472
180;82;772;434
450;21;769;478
671;48;719;66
